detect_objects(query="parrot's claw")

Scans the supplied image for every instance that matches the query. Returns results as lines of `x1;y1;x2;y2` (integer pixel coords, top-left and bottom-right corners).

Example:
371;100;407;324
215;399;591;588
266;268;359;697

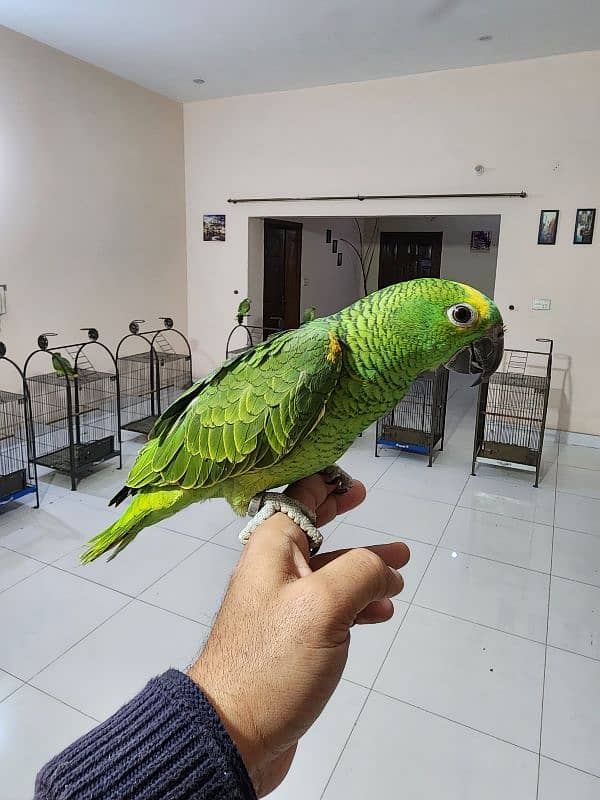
320;464;354;495
240;492;323;555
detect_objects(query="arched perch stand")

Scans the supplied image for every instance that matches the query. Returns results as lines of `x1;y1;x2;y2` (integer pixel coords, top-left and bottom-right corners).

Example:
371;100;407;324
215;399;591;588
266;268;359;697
225;323;281;358
116;317;192;436
24;329;122;491
471;338;553;488
0;343;39;507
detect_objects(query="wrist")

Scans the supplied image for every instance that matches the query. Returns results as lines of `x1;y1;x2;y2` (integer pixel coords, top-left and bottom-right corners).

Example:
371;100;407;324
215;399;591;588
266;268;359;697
188;660;266;788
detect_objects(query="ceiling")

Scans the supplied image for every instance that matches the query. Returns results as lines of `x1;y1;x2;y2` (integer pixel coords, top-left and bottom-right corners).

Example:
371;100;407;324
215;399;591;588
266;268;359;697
1;0;599;101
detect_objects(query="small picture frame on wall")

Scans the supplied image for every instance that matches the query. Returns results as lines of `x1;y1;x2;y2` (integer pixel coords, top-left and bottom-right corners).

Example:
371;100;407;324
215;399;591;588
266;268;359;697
537;210;559;245
203;214;226;242
573;208;596;245
470;230;492;252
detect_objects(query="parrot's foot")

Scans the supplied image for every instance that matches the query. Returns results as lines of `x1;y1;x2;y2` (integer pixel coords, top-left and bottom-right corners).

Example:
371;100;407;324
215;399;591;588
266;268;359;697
239;492;323;555
320;464;354;494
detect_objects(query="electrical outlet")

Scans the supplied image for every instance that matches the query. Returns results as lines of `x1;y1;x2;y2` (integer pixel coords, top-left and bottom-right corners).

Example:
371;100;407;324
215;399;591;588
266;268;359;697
532;298;551;311
303;278;309;287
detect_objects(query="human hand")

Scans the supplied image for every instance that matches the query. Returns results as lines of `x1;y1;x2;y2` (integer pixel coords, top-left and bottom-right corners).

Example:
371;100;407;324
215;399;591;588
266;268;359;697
188;473;410;796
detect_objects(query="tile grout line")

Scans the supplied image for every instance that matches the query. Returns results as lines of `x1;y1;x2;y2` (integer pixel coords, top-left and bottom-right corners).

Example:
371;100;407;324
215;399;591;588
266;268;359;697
410;602;547;646
319;462;471;798
27;596;136;684
22;682;101;723
535;437;559;800
370;687;540;756
345;519;556;577
318;449;402;799
541;754;600;782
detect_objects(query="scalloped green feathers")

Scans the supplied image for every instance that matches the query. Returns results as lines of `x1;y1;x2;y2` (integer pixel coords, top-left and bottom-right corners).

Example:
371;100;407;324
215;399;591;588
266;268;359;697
82;279;502;563
130;324;342;491
81;324;343;562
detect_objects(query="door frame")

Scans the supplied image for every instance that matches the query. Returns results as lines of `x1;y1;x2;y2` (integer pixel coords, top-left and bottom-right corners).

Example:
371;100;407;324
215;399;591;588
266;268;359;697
263;218;303;329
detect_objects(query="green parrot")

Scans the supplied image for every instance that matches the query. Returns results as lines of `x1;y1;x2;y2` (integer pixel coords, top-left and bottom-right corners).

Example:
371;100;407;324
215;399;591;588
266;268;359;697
302;306;317;324
236;297;251;325
52;352;78;379
82;279;503;563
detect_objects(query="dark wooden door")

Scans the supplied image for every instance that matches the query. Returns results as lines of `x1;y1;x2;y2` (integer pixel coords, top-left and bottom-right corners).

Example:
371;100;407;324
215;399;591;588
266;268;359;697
378;232;443;289
263;219;302;330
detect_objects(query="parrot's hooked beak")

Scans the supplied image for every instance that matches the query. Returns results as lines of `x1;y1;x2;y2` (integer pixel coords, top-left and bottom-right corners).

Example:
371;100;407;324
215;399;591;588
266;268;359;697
445;323;504;386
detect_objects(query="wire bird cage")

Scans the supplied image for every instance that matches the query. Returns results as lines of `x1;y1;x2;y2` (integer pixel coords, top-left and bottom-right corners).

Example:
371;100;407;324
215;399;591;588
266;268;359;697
375;366;450;466
116;317;192;436
0;343;39;507
24;329;122;491
225;323;281;358
471;339;553;487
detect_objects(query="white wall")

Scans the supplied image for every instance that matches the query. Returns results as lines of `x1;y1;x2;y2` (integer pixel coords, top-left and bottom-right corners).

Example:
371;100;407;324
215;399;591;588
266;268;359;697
184;50;600;435
0;25;187;370
298;217;362;317
370;215;500;299
244;216;362;329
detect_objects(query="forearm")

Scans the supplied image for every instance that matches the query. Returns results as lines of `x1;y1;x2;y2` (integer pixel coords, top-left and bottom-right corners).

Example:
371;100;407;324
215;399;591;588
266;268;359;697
35;669;256;800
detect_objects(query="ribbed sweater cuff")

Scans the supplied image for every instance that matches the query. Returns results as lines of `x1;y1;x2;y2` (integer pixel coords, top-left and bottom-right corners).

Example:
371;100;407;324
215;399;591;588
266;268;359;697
35;669;257;800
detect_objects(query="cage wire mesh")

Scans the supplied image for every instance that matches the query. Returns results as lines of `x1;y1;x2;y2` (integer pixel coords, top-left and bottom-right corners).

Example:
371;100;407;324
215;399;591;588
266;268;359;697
24;333;121;491
117;350;156;435
117;319;192;435
0;347;39;506
471;339;553;487
151;330;193;412
376;366;449;466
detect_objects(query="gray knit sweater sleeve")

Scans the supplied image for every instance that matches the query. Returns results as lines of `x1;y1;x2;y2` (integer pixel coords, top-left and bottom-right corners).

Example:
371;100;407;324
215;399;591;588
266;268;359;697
34;669;257;800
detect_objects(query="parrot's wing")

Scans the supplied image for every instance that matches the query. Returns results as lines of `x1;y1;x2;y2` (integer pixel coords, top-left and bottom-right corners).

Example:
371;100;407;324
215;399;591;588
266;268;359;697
127;325;344;491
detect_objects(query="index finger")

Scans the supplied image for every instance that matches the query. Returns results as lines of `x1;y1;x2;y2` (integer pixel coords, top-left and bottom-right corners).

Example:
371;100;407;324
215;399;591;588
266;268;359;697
311;541;410;572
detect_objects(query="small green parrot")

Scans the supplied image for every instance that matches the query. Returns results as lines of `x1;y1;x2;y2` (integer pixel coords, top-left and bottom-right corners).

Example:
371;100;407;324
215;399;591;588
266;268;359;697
236;297;251;325
302;306;317;324
52;352;78;379
82;279;503;562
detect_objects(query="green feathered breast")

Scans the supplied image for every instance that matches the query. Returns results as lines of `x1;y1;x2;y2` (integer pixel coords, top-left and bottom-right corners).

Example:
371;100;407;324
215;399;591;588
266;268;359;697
82;279;502;562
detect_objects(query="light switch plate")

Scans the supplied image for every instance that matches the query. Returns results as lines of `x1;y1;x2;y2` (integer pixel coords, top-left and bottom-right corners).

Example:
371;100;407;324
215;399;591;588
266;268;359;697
532;298;551;311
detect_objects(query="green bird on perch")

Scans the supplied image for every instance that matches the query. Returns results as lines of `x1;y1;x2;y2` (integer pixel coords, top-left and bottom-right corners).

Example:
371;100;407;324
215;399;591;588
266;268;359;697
52;352;78;380
236;297;251;325
302;306;317;324
82;279;504;563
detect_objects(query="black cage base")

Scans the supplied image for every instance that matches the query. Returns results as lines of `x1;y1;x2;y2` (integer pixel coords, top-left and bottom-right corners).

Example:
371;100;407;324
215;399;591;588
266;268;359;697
31;436;117;475
121;415;157;435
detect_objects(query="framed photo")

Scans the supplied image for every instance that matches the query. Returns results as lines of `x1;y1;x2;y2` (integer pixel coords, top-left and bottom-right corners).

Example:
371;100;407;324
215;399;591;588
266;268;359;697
573;208;596;245
203;214;226;242
470;230;492;252
538;210;559;245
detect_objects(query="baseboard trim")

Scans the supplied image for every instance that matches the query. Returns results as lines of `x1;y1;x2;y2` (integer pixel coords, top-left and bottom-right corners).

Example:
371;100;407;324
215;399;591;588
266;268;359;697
546;429;600;449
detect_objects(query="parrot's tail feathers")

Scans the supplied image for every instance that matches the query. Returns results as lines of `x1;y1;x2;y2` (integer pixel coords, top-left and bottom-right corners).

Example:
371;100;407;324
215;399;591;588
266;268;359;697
82;488;188;564
81;515;143;564
109;485;134;507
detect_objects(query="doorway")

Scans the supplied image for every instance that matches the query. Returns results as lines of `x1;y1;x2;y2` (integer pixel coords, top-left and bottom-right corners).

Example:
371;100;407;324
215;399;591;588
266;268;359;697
263;219;302;330
378;231;443;289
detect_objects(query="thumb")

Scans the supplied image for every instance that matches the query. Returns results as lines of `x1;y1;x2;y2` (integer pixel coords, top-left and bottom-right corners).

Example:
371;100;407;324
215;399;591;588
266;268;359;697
309;547;404;628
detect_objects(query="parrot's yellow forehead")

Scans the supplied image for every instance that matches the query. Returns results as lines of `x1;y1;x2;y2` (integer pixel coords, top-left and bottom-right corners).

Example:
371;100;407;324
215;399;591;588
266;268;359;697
456;283;491;323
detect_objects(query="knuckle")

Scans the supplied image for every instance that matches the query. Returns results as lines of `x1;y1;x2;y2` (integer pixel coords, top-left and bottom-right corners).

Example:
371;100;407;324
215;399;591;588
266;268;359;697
351;547;387;592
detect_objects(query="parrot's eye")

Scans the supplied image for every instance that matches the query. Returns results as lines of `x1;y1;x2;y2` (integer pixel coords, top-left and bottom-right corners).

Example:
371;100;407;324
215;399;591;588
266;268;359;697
448;303;478;328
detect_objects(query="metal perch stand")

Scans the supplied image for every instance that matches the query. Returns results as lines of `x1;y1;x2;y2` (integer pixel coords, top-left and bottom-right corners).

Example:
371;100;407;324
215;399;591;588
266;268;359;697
375;366;449;466
471;339;553;487
0;343;39;508
24;328;122;491
116;317;192;436
225;323;281;358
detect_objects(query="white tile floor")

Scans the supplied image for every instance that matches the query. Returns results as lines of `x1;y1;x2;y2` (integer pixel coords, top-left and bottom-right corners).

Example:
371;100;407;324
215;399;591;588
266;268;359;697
2;378;600;798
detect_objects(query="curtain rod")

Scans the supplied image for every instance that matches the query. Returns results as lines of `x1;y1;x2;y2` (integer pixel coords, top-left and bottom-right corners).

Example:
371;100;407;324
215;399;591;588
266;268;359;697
227;191;527;204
